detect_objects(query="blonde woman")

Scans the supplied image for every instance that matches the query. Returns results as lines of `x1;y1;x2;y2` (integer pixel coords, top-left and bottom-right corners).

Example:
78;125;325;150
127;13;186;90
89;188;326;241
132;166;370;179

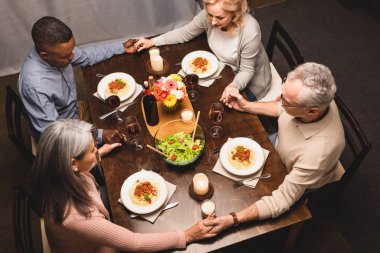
30;119;215;253
135;0;271;101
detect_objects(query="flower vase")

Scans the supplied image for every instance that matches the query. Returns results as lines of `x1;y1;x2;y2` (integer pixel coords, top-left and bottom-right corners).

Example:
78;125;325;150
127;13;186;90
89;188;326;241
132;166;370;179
162;100;181;113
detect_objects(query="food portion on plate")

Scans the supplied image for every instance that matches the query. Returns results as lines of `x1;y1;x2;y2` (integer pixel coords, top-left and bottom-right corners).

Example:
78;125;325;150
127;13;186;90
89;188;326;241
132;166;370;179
156;132;204;163
97;72;136;101
181;51;219;78
129;179;160;206
188;57;210;74
105;78;130;97
120;170;167;214
228;145;256;170
220;137;264;176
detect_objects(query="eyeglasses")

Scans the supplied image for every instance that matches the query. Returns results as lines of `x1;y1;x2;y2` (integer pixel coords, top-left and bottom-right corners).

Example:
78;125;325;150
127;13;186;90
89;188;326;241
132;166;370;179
280;94;308;108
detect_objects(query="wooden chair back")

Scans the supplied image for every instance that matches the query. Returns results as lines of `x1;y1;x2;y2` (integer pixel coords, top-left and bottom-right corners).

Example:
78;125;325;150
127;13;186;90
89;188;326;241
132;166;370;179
13;185;52;253
266;20;304;70
5;86;35;165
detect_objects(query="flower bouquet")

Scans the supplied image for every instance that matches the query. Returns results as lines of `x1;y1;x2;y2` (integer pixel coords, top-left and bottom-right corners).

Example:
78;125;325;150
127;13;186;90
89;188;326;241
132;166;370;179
152;74;187;112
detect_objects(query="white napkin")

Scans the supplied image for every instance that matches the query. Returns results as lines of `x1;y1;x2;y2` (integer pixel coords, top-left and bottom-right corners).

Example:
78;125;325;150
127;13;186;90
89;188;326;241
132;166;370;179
118;177;177;223
178;61;226;87
212;139;270;188
93;84;143;112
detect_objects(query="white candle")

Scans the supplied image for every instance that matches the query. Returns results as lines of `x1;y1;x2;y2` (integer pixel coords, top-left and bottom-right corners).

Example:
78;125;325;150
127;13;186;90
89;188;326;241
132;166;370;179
201;199;215;217
193;173;209;196
149;47;160;56
150;54;163;72
181;109;194;123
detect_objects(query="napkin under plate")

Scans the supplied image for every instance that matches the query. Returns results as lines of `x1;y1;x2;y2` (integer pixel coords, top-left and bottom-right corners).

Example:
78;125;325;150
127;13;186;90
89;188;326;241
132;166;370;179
212;138;270;188
118;174;177;223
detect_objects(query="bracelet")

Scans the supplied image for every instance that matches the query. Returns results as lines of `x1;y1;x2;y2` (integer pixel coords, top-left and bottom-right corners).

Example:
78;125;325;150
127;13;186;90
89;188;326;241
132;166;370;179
229;212;239;226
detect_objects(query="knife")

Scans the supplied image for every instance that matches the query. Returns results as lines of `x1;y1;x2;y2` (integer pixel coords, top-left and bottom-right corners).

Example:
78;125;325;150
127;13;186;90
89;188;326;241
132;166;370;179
99;100;137;120
129;202;179;218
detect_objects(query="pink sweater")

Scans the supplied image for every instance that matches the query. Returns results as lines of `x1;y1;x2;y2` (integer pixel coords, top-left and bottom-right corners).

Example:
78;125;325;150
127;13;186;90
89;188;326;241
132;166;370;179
44;173;186;252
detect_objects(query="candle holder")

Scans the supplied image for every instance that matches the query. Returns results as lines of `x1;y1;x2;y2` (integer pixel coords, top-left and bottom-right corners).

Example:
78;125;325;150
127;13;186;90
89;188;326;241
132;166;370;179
189;182;214;202
146;58;170;78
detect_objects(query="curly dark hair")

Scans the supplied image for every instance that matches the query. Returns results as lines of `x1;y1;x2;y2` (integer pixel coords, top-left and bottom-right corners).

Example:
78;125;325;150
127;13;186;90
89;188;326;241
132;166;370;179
31;16;73;51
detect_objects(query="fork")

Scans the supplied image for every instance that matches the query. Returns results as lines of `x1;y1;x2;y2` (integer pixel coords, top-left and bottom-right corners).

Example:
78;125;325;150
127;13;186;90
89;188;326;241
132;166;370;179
234;173;271;186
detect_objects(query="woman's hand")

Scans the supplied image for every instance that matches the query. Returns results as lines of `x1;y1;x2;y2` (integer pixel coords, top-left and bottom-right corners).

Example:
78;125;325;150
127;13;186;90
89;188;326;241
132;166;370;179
184;215;217;243
220;83;239;104
134;38;154;52
123;39;138;53
98;143;122;157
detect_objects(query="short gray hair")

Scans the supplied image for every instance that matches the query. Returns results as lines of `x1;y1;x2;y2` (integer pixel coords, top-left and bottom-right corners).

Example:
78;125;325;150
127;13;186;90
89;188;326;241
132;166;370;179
287;62;336;109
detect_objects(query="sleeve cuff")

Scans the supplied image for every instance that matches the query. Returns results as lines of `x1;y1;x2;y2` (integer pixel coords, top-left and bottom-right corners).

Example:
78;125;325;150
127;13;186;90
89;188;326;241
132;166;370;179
152;36;165;47
97;128;103;145
255;200;272;220
176;230;187;249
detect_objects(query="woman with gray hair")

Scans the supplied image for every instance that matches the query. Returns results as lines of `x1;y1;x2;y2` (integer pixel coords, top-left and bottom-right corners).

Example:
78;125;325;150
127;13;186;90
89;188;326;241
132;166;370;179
206;62;345;234
30;119;215;253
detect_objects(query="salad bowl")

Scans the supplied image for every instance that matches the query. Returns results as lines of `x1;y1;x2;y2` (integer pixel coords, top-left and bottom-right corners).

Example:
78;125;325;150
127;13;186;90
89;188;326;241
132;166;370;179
154;119;205;166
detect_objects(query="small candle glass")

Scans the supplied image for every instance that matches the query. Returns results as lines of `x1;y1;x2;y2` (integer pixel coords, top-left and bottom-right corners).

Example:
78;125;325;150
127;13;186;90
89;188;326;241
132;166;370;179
181;109;194;123
149;47;160;56
201;199;215;218
193;173;209;196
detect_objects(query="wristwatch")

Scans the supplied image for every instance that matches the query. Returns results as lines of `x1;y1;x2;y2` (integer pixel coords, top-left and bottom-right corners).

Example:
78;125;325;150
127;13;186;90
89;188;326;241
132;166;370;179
229;212;239;226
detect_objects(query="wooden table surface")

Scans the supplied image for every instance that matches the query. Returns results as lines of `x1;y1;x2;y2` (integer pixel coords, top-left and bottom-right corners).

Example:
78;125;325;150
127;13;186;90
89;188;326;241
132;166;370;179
82;34;311;253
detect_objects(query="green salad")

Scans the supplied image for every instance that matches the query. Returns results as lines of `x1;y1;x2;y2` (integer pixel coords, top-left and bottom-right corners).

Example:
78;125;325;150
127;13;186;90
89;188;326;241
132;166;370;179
156;132;204;163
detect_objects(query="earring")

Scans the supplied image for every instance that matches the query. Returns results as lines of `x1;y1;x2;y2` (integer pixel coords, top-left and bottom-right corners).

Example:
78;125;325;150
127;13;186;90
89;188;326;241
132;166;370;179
73;167;79;173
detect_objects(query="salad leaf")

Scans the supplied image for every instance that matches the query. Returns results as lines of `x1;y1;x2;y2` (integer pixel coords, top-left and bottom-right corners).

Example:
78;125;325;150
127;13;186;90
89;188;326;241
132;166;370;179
157;132;204;163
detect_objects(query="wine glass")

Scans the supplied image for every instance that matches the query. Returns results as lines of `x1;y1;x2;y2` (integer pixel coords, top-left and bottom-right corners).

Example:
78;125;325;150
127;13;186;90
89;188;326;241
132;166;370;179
105;95;123;123
185;74;199;101
209;102;224;138
125;116;143;150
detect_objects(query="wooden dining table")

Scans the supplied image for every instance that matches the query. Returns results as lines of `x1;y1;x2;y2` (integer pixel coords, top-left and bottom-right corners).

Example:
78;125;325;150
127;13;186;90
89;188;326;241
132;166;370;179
81;33;311;253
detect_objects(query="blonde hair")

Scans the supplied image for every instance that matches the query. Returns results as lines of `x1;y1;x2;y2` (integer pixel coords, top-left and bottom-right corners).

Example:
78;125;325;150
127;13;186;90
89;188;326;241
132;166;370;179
203;0;249;35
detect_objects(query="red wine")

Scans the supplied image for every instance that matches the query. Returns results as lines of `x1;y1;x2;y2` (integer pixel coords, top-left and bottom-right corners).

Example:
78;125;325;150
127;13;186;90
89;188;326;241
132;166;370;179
185;74;199;89
126;123;141;138
105;95;120;109
210;111;223;124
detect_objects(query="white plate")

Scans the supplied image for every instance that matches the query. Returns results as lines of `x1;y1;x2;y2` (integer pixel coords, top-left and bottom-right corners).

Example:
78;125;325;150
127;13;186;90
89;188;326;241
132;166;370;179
97;72;136;101
220;137;264;176
181;51;219;78
120;171;167;214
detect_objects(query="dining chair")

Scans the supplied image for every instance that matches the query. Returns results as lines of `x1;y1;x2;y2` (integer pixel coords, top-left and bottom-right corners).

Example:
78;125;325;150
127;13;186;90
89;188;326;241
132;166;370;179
5;86;35;165
13;185;52;253
259;20;304;134
305;94;371;212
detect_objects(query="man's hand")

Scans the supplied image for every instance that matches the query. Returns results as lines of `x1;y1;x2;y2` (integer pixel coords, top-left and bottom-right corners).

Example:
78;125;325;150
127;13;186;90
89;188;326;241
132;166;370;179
203;215;234;235
102;129;125;144
220;83;239;104
123;39;138;53
223;91;249;112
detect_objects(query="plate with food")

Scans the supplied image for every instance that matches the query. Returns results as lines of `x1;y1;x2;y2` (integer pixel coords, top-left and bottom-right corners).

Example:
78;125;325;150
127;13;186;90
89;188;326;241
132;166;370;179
97;72;136;101
220;137;264;176
181;51;219;78
120;170;167;214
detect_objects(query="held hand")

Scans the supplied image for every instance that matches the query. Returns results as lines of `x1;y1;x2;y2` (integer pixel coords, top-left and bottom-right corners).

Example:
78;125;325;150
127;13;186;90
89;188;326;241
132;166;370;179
224;91;248;112
134;38;154;52
184;217;217;244
203;215;234;235
220;84;239;104
102;129;124;144
123;39;138;53
98;143;122;157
